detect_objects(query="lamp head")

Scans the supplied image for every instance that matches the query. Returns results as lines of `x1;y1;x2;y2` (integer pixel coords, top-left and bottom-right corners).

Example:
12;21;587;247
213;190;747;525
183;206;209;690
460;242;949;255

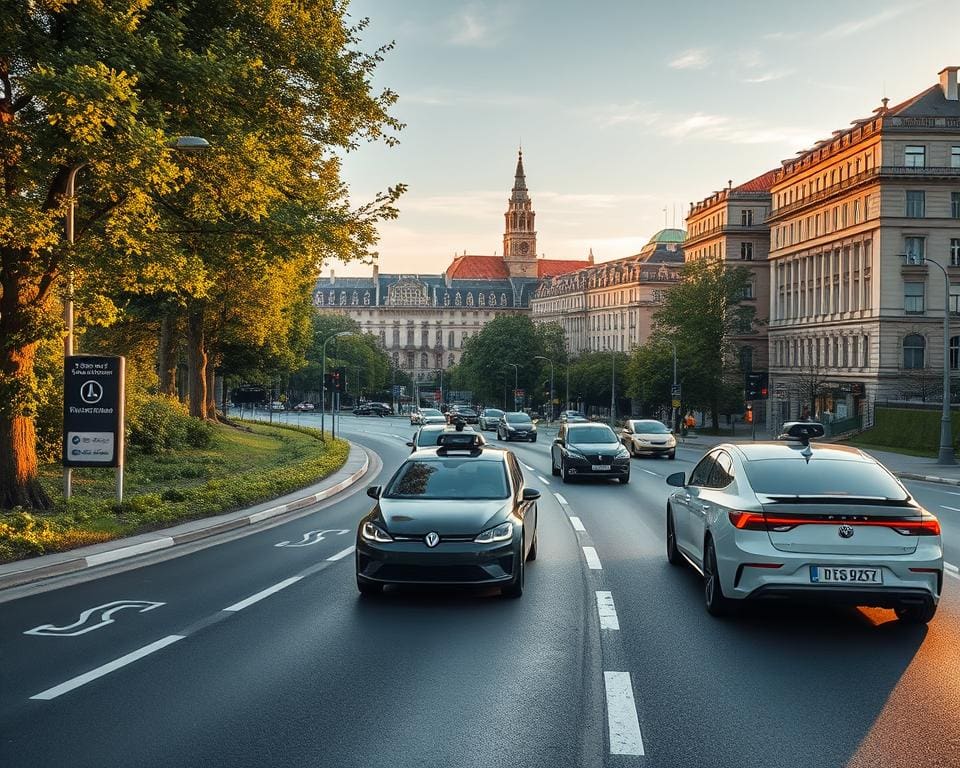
170;136;211;153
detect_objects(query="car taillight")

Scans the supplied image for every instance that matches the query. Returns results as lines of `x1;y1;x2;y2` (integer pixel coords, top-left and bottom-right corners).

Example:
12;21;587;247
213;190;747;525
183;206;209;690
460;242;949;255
728;511;767;530
729;511;941;536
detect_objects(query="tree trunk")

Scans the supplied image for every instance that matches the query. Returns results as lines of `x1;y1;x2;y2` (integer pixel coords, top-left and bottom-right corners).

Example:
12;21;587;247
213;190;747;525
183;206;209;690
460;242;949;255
205;360;219;422
186;308;208;419
158;311;180;398
0;341;51;509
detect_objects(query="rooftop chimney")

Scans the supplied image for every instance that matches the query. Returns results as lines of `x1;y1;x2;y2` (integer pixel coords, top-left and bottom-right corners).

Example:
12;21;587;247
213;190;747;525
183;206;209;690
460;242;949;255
940;66;959;100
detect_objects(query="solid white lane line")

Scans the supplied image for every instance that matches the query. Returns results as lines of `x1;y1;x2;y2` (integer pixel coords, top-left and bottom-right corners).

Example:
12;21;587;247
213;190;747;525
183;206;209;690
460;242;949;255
604;671;645;756
536;475;551;485
327;545;356;562
223;576;303;612
596;591;620;630
945;562;959;573
583;546;602;570
570;516;586;532
30;635;185;701
641;469;659;476
553;492;569;505
521;463;534;471
940;505;960;512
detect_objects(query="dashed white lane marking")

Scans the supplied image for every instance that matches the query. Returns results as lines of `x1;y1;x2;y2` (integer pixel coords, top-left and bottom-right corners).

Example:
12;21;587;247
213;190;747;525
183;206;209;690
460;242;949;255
521;462;535;471
940;505;960;512
941;491;960;496
604;671;645;756
583;546;602;570
553;492;569;505
945;562;960;580
641;469;659;476
536;475;551;485
327;545;356;562
570;516;586;532
596;591;620;630
223;576;303;612
30;635;185;700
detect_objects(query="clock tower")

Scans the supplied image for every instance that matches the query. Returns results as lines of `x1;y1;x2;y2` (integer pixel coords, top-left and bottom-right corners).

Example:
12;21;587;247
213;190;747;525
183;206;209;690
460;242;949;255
503;150;538;278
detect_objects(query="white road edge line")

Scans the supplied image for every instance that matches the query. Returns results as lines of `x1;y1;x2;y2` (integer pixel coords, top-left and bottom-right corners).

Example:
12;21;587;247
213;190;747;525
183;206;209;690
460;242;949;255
569;516;586;532
30;635;185;701
536;475;551;485
521;463;534;471
947;570;960;581
582;546;602;570
944;562;959;573
604;671;644;756
940;505;960;512
223;576;303;612
596;591;620;630
641;469;659;476
553;492;569;505
327;545;356;562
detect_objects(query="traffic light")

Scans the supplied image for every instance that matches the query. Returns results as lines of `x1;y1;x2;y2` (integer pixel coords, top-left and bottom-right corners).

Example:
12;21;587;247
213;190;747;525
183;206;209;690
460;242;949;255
335;367;347;393
323;373;334;390
745;372;769;400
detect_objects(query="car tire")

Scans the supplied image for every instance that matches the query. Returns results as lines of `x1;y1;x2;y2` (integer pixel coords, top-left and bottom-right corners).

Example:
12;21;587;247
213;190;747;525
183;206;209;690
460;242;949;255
530;436;537;443
357;577;383;596
895;602;937;624
497;430;503;441
668;451;676;460
666;507;683;566
527;529;538;561
502;546;524;598
560;459;570;484
619;472;630;485
551;456;560;476
703;539;733;617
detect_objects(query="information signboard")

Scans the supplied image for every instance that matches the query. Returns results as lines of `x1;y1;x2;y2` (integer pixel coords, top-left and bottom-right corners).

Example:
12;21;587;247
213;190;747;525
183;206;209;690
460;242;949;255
63;355;125;468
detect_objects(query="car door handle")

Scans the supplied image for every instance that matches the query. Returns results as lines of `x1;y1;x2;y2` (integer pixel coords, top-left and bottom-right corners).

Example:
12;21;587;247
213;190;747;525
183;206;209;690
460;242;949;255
700;504;710;511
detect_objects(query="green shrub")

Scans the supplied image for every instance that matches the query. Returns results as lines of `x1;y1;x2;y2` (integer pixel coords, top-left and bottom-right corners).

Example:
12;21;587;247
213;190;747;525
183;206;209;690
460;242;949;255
128;395;190;453
184;417;215;448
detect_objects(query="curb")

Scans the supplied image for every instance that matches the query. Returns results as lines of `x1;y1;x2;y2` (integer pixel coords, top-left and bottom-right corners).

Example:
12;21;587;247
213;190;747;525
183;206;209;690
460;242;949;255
0;447;370;591
895;472;960;487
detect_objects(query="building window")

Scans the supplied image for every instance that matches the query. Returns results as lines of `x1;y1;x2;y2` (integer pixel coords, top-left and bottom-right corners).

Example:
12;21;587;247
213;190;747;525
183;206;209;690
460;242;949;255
489;292;496;306
443;293;450;306
951;239;960;267
952;146;960;168
406;352;414;368
952;336;960;370
740;242;753;261
906;190;925;218
951;285;960;315
455;292;462;306
392;328;400;347
466;293;474;307
739;347;753;372
501;293;508;306
478;293;485;306
448;354;455;367
862;335;869;368
905;236;925;262
904;282;925;314
741;209;754;226
363;291;370;305
903;334;925;369
379;329;386;346
904;145;926;167
952;192;960;219
448;331;455;348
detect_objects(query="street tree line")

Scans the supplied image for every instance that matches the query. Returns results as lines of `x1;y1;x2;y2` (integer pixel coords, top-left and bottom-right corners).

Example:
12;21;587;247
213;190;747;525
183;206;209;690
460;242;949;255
1;1;402;508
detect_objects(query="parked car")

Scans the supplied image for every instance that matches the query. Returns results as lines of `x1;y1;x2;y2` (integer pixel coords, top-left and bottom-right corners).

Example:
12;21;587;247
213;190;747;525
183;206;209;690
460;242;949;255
496;412;537;442
620;419;676;459
446;404;479;424
665;422;942;623
268;401;286;411
550;422;630;484
478;408;504;430
293;402;315;411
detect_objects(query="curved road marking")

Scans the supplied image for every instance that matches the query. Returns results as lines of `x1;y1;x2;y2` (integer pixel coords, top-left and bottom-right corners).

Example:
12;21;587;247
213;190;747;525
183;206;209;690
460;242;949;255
24;601;165;638
275;529;348;548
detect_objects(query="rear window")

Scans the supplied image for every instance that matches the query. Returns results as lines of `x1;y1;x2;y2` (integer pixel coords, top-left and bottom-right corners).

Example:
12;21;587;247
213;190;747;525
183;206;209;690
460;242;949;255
630;420;670;434
415;429;443;446
744;458;908;500
484;409;504;417
385;458;509;500
568;425;617;443
422;409;442;416
506;413;532;423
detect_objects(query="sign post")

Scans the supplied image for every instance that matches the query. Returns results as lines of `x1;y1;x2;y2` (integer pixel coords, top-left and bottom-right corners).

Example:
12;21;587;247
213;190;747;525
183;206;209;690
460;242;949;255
63;355;125;501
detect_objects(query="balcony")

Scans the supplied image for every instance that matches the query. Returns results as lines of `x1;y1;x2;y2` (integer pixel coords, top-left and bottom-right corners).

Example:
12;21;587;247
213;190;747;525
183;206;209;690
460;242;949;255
683;222;769;247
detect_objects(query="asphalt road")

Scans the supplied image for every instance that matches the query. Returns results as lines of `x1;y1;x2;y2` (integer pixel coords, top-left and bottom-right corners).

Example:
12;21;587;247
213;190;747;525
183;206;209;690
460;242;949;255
2;412;959;767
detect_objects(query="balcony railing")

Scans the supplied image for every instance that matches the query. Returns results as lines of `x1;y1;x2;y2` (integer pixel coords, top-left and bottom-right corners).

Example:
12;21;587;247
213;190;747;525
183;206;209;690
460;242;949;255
684;222;769;247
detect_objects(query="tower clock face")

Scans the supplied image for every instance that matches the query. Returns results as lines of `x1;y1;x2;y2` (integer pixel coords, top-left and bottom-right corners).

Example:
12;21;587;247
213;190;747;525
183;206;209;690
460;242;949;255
519;241;530;255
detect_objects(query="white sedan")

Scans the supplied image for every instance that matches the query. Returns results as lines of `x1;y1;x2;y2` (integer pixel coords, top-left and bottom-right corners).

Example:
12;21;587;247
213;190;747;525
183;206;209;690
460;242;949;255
665;423;942;623
410;407;446;426
620;419;676;459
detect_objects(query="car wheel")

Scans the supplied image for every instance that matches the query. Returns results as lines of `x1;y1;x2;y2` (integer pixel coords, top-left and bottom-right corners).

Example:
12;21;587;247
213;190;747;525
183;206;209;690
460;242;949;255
551;455;560;476
357;577;383;596
527;529;538;561
619;472;630;484
530;436;537;443
502;544;525;598
497;429;503;441
703;539;733;617
561;459;570;484
668;451;676;460
895;602;937;624
666;507;683;566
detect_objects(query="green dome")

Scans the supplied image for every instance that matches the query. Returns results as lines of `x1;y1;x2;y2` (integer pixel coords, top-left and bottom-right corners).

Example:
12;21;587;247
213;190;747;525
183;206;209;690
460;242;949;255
646;228;686;245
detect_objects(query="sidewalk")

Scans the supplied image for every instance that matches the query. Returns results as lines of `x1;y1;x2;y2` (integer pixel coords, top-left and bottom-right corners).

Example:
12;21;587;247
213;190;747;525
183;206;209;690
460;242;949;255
0;442;370;592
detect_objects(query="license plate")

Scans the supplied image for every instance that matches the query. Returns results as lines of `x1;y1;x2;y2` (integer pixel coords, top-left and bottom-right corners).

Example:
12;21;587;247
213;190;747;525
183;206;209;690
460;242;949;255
591;464;611;471
810;566;883;584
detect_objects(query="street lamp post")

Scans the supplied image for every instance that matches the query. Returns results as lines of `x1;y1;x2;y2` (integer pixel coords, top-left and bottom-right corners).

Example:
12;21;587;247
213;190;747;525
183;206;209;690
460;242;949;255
534;355;554;421
668;340;678;432
505;363;519;409
609;347;616;427
903;255;955;464
321;331;354;438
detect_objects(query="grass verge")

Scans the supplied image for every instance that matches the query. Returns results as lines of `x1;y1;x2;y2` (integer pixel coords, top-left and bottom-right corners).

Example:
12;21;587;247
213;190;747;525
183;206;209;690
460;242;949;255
0;421;350;563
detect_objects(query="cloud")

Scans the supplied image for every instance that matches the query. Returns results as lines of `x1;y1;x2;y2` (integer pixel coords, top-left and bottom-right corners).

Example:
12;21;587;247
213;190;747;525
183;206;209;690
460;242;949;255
445;3;516;48
820;5;909;39
743;69;795;84
595;101;663;127
762;31;799;41
669;48;710;70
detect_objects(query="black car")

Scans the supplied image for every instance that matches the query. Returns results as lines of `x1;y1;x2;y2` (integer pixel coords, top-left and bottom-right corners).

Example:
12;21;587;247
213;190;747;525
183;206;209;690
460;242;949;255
496;411;537;442
446;404;479;424
354;402;392;416
356;432;540;597
551;422;631;484
406;423;484;452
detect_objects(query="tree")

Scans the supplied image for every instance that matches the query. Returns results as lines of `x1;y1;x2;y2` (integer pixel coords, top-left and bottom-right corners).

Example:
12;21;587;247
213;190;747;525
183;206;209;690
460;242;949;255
458;315;544;406
567;350;629;413
0;1;402;507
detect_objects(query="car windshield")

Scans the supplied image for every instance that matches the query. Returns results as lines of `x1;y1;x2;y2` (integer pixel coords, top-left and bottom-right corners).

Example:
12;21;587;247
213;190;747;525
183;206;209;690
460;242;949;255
744;458;909;500
422;409;442;416
505;413;532;423
568;426;616;444
631;420;671;434
484;409;504;417
385;458;509;499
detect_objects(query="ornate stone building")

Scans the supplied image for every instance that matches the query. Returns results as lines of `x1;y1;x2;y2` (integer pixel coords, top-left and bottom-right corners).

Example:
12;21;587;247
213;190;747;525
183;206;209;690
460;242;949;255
767;67;960;425
313;152;591;382
685;170;776;373
530;229;685;353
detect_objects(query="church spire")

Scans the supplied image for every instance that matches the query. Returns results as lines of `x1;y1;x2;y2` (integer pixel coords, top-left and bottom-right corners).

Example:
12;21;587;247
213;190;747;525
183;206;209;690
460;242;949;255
511;149;529;201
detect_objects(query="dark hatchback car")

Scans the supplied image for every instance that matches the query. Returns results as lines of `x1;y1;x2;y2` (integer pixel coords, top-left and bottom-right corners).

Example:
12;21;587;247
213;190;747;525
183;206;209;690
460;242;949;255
496;411;537;442
551;422;631;484
353;402;392;416
446;404;479;424
356;432;540;597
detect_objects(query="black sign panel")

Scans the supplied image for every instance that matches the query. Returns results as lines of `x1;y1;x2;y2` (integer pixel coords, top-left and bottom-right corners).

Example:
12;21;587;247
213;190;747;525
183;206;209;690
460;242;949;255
63;355;125;468
233;386;268;404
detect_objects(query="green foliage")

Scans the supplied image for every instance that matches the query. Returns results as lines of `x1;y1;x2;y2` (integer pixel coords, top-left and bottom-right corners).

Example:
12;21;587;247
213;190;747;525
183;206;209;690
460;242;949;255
567;351;630;408
847;408;960;456
126;395;215;453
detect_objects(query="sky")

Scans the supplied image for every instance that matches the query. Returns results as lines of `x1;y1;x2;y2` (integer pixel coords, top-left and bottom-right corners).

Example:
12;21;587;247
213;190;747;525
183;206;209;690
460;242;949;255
334;0;958;277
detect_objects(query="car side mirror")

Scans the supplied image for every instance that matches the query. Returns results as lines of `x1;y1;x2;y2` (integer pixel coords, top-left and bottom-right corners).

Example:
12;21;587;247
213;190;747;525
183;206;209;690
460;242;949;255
405;441;414;447
366;485;382;499
522;488;541;501
553;437;563;444
666;472;686;488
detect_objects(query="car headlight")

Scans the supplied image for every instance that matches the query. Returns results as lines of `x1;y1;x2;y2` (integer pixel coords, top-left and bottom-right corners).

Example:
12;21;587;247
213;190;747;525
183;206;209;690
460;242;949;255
616;446;630;458
530;424;537;431
474;521;514;543
361;521;393;543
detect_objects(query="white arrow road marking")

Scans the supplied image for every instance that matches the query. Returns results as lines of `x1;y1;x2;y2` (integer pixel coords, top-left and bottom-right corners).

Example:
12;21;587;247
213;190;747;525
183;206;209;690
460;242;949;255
24;601;165;638
275;529;349;547
604;671;645;755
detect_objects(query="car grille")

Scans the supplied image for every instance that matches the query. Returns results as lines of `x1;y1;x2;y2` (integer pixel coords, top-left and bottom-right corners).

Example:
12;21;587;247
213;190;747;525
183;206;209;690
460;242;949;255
376;564;493;582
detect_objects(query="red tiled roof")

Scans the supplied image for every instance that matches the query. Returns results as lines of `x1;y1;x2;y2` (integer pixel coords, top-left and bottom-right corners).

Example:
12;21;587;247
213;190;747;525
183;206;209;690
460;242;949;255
538;259;592;277
733;169;777;194
445;255;509;279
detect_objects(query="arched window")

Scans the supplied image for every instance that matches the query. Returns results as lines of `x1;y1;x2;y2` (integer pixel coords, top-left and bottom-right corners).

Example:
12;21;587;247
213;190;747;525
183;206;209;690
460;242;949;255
501;293;508;306
951;336;960;370
489;292;496;306
448;331;455;348
455;292;462;306
421;325;429;346
444;293;450;306
478;293;485;306
406;352;414;368
351;291;358;305
420;352;428;368
466;293;474;307
903;334;925;369
363;291;370;305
